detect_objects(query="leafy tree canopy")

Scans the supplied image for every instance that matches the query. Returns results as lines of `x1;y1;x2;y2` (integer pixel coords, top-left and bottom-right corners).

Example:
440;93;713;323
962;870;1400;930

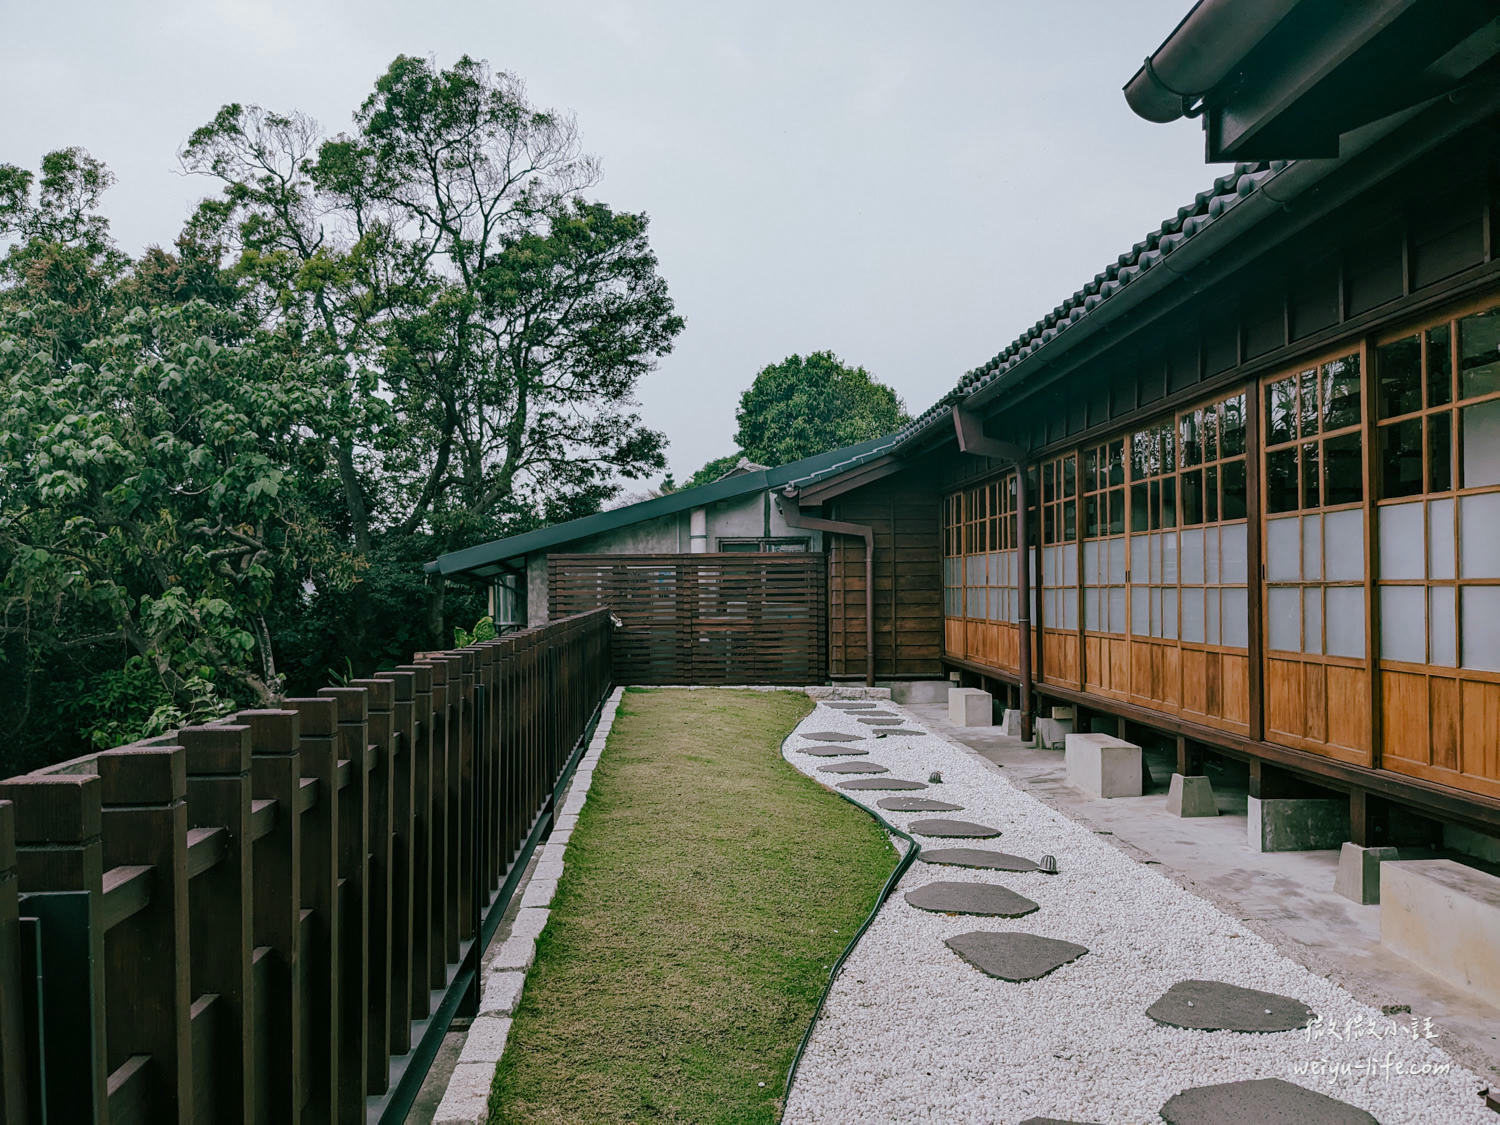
734;350;907;468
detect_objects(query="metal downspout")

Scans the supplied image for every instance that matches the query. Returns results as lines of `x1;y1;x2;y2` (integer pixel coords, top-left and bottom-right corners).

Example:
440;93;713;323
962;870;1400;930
775;493;877;687
952;406;1034;742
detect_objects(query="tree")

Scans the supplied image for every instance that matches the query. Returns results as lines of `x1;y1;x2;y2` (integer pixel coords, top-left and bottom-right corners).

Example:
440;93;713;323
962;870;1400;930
734;351;907;468
685;452;745;488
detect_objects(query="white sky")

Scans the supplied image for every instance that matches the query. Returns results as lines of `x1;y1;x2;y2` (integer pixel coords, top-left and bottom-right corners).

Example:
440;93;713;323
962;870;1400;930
2;0;1214;482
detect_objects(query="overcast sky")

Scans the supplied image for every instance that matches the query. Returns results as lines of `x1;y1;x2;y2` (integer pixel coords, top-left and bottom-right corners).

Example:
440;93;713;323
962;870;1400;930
3;0;1214;482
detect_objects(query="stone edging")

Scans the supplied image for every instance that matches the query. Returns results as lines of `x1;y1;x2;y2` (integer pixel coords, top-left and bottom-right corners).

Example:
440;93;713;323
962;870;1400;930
431;686;625;1124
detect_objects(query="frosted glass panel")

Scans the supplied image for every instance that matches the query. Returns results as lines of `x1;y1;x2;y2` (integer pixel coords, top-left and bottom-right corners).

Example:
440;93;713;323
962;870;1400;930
1206;526;1222;582
1325;586;1364;658
1181;587;1204;643
1162;586;1178;639
1379;501;1425;581
1163;533;1178;584
1085;587;1100;631
1083;539;1100;582
1302;514;1323;582
1460;492;1500;579
1131;586;1150;635
1063;547;1078;587
1380;586;1426;663
1181;528;1204;585
1462;586;1500;671
1428;499;1455;581
1108;538;1127;585
1221;523;1248;583
1108;588;1126;633
1267;517;1300;581
1462;397;1500;487
1303;586;1323;655
1221;586;1248;648
1063;592;1078;629
1323;509;1363;581
1429;586;1456;667
966;588;983;618
1042;546;1057;584
1268;587;1300;651
1206;587;1221;645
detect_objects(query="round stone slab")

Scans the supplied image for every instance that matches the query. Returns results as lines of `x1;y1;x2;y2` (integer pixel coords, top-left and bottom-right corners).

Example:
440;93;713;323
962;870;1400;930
822;701;879;709
918;848;1040;872
1147;979;1314;1033
818;761;889;774
905;881;1039;917
909;818;1001;838
876;797;963;812
857;716;902;725
1159;1078;1377;1124
945;931;1088;981
837;778;926;791
1019;1118;1103;1125
874;729;925;737
797;745;870;757
800;731;860;742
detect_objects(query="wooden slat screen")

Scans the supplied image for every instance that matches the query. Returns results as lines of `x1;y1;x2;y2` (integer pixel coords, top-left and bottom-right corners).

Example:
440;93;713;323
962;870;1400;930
548;554;827;685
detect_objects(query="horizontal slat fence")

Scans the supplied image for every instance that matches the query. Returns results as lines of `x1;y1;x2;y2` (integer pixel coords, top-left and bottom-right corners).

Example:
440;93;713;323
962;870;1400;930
548;553;826;685
0;608;611;1125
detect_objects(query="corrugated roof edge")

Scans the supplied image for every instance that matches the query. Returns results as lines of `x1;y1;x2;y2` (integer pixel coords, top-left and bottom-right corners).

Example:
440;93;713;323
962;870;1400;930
426;433;899;577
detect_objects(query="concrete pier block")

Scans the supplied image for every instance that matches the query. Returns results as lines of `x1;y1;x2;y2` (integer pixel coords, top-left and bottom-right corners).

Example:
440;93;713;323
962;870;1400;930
1064;732;1143;798
1166;773;1218;817
948;687;993;727
999;709;1024;738
891;681;951;704
1334;843;1407;904
1033;715;1074;749
1381;859;1500;1009
1050;705;1075;721
1247;796;1348;852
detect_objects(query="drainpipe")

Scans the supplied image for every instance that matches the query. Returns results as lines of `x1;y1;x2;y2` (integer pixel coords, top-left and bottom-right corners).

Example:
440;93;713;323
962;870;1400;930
952;406;1034;742
775;491;876;687
689;506;708;553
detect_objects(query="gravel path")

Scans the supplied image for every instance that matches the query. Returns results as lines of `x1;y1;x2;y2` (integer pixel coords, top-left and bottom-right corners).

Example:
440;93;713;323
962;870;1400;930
781;697;1492;1125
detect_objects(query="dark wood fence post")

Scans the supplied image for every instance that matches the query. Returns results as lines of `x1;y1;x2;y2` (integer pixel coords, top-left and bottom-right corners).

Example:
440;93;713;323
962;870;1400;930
453;652;476;944
179;723;254;1125
349;677;394;1094
241;709;303;1125
0;773;108;1124
284;697;339;1124
0;801;28;1125
417;657;453;981
372;669;416;1054
394;663;434;1018
97;745;193;1122
318;685;369;1124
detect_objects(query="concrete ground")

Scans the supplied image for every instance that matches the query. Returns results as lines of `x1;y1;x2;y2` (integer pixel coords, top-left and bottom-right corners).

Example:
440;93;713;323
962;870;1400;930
902;700;1500;1091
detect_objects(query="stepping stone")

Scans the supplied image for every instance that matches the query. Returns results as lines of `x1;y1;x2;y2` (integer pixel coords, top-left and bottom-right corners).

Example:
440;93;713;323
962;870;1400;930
800;731;860;742
876;797;963;812
909;818;1001;838
1159;1078;1377;1124
818;761;889;774
837;778;926;791
1146;979;1314;1033
822;701;879;709
1019;1119;1103;1125
905;881;1039;917
875;729;925;737
856;715;902;724
919;848;1040;872
798;745;870;757
945;931;1088;981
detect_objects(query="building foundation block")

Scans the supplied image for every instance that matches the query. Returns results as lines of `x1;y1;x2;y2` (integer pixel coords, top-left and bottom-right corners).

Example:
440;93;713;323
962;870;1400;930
1247;796;1348;852
948;687;993;727
1165;773;1218;817
998;709;1024;738
1033;715;1074;750
1334;842;1417;904
1380;859;1500;1009
1064;732;1142;798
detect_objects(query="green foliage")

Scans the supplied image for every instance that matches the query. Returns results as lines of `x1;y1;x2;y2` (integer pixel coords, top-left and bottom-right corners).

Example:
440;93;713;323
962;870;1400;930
734;350;908;467
453;614;497;647
685;451;745;488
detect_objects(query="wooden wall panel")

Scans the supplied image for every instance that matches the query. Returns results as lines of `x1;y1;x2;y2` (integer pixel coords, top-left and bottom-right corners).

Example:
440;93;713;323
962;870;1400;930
1040;630;1080;688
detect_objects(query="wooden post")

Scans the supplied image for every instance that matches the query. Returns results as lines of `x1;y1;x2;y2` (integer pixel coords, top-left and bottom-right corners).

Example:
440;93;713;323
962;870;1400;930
349;677;394;1094
452;652;476;944
317;686;369;1125
373;669;417;1054
1174;734;1204;777
0;773;108;1124
242;709;303;1125
0;801;29;1125
418;656;454;979
395;663;434;1017
97;746;193;1123
285;697;339;1124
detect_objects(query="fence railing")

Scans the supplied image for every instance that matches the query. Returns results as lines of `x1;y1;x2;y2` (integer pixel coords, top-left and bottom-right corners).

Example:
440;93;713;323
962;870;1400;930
0;607;613;1125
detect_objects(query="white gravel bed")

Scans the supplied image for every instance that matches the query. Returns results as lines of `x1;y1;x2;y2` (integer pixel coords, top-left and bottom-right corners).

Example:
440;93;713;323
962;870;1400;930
781;697;1492;1125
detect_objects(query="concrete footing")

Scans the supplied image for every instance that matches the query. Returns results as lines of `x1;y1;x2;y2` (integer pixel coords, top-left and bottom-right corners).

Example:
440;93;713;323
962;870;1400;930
1381;859;1500;1009
1165;773;1218;817
890;680;952;704
1033;715;1074;749
948;687;993;726
1064;732;1143;798
999;709;1024;738
1247;796;1348;853
1334;842;1407;904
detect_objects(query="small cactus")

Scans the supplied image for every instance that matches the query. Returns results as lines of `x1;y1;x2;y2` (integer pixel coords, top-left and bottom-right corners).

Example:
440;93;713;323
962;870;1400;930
1039;854;1059;874
928;770;943;784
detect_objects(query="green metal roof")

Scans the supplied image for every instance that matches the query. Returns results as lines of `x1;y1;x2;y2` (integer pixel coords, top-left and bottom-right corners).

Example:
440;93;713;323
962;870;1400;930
427;434;898;579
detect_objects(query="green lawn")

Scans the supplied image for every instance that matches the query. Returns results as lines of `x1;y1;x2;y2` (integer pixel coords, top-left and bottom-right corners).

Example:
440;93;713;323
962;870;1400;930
488;688;896;1124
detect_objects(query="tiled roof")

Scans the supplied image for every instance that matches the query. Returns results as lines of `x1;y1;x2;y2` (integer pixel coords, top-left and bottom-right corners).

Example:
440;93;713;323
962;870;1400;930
891;159;1289;449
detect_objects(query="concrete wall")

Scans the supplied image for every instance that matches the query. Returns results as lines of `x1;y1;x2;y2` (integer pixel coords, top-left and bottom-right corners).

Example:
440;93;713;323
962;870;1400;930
522;489;824;625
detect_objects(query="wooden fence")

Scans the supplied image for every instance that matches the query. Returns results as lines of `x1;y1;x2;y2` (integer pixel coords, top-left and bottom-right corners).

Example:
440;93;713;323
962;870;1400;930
548;554;826;685
0;608;612;1125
